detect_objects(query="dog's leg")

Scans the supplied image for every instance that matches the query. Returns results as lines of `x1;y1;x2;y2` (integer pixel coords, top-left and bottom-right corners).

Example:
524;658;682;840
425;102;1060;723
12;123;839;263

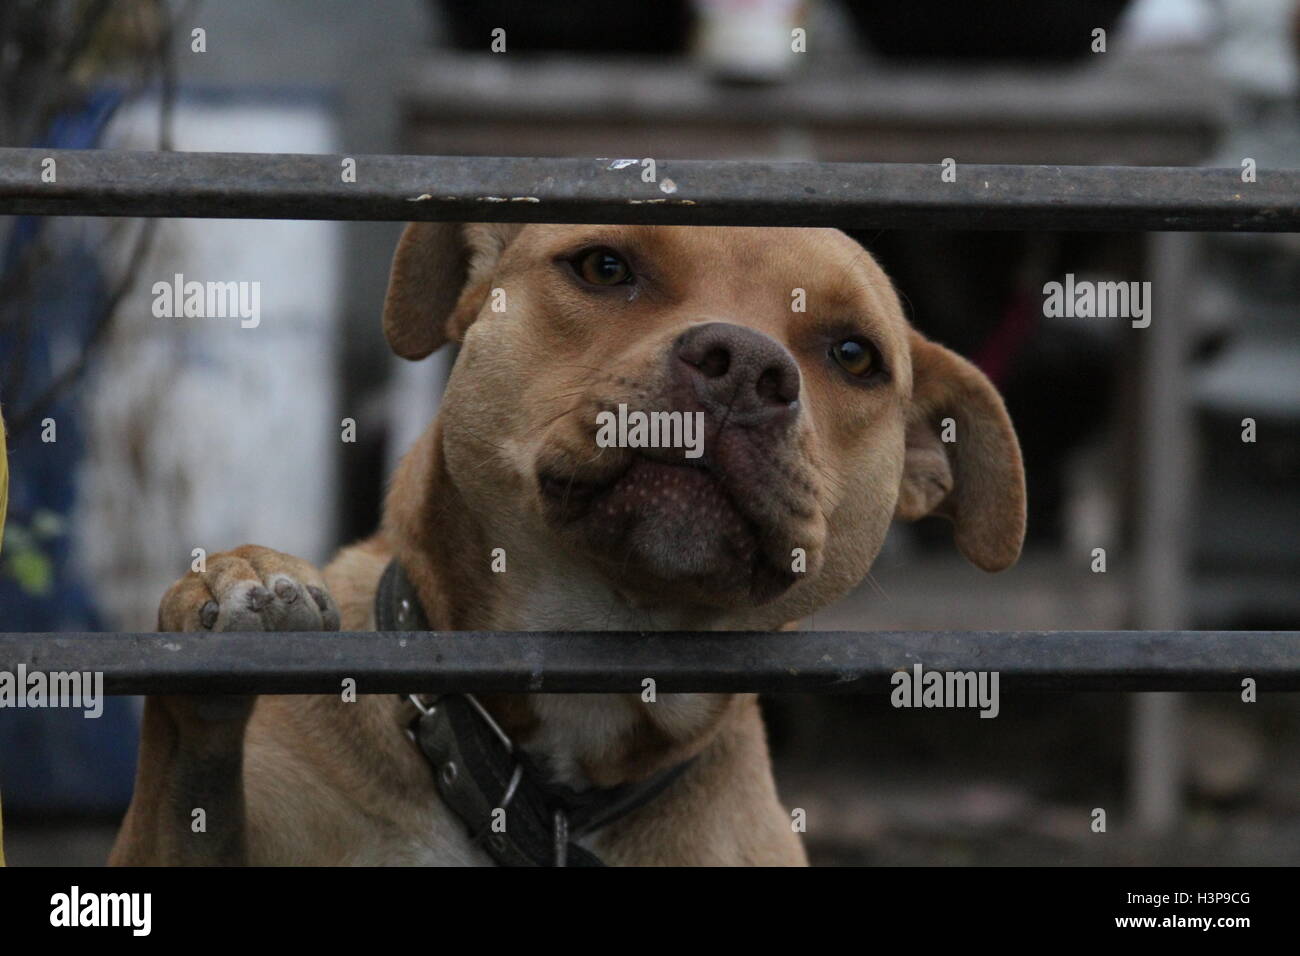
109;545;340;866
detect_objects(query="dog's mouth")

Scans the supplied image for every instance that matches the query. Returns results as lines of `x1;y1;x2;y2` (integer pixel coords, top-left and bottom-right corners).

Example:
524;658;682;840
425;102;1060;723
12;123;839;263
540;454;740;533
537;450;798;605
539;451;708;516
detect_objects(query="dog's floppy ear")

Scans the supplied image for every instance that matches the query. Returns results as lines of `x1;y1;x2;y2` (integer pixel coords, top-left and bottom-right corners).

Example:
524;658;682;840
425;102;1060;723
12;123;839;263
382;222;522;360
895;330;1026;571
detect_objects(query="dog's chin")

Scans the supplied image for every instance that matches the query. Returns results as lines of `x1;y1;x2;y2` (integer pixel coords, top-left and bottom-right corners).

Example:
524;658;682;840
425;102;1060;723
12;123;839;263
538;455;799;607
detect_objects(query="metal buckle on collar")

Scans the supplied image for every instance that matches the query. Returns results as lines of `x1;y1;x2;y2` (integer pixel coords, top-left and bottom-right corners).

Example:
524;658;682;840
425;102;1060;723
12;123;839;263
459;694;528;842
404;692;439;742
463;693;514;751
407;692;530;847
408;693;438;717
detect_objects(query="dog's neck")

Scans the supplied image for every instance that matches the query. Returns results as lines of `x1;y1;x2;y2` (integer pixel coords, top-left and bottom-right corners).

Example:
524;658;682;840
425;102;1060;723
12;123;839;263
381;421;738;788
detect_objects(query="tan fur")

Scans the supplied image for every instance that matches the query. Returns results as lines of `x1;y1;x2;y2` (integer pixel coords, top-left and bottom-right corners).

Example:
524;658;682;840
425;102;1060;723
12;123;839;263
111;223;1025;867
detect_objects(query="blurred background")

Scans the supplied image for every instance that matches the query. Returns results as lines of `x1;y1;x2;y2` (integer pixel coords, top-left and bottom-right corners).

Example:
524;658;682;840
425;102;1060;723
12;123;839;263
0;0;1297;865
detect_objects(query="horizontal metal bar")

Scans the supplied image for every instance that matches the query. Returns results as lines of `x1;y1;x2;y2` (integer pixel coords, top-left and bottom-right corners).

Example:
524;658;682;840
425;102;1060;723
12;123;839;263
1;631;1296;694
1;149;1296;231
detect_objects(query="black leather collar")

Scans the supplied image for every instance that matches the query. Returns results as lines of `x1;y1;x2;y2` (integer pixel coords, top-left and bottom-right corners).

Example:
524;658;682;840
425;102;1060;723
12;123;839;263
376;559;693;867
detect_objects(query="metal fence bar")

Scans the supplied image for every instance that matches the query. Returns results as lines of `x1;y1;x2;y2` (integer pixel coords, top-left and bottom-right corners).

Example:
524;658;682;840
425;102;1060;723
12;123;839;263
2;149;1297;231
2;631;1296;694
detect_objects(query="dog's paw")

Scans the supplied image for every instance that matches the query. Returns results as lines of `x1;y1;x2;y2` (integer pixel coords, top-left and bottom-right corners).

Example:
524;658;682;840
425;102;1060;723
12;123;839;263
159;544;341;634
155;546;341;724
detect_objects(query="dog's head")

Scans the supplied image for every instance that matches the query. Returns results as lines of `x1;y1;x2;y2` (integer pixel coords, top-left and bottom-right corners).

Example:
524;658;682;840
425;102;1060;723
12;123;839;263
384;223;1025;626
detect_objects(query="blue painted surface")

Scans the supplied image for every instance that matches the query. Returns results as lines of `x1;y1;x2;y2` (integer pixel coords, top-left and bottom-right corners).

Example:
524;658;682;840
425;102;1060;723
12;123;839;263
0;89;139;815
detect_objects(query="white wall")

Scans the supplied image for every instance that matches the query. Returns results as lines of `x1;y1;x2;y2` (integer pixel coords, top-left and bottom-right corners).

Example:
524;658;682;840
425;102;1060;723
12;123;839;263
76;95;342;630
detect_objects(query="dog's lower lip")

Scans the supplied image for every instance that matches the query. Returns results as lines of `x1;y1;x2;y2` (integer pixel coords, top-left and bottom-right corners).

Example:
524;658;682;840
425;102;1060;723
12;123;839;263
539;455;709;508
540;454;798;603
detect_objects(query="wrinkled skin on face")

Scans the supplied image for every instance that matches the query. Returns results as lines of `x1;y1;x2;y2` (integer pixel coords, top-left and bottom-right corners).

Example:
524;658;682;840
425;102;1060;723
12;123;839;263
385;223;1025;631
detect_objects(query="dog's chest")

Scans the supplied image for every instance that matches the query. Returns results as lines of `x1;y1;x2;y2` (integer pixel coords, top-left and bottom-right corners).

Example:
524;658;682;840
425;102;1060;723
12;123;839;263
348;802;497;867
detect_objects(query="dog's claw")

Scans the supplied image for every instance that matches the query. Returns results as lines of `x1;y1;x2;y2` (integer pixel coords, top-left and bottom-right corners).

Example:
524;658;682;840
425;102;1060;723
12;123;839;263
158;545;338;635
247;585;272;611
199;600;219;629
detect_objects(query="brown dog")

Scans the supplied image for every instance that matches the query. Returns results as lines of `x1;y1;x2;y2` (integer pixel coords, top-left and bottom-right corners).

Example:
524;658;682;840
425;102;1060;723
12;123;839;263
110;223;1025;866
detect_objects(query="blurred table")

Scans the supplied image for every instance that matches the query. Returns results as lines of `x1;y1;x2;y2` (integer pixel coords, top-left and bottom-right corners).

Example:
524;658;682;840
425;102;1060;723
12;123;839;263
399;49;1227;162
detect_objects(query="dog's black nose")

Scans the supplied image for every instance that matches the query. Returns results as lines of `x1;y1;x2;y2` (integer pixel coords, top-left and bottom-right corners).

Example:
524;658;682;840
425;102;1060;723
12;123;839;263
673;322;800;424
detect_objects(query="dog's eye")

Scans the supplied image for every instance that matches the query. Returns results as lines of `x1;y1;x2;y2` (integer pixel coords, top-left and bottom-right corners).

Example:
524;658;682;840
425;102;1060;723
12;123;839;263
830;338;876;377
573;248;633;286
